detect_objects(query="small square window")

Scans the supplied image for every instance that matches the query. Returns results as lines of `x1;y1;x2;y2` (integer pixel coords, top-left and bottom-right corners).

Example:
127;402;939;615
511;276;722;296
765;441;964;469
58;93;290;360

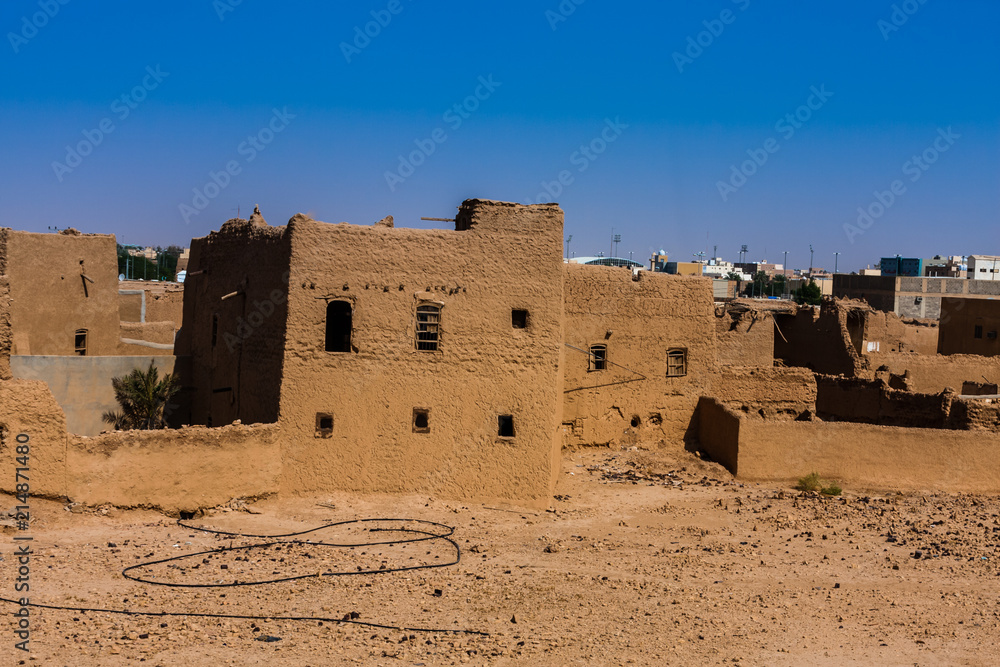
974;325;983;339
589;344;607;371
667;348;687;377
315;413;333;438
498;415;515;438
989;331;998;340
413;408;430;433
511;309;528;329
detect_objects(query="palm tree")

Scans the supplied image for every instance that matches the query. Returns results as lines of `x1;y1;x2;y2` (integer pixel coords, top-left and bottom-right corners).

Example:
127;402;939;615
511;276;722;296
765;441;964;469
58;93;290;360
102;362;179;430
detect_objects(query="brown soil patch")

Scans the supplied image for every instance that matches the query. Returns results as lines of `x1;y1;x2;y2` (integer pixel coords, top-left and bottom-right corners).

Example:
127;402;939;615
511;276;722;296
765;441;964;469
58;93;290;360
3;448;999;665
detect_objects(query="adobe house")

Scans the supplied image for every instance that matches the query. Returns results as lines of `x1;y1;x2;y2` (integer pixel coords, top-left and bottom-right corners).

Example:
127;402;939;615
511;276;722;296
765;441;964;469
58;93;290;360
938;297;1000;357
177;200;566;504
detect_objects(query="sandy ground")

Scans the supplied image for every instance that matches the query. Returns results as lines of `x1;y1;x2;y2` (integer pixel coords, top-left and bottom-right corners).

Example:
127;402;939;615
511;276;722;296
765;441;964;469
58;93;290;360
3;447;1000;666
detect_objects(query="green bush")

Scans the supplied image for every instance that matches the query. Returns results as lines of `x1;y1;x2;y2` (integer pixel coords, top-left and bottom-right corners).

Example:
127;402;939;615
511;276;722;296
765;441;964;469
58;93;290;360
795;472;822;492
821;483;842;496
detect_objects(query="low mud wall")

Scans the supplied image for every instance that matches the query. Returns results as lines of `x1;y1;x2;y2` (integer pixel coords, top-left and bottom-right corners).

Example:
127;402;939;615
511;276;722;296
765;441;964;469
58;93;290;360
733;420;1000;493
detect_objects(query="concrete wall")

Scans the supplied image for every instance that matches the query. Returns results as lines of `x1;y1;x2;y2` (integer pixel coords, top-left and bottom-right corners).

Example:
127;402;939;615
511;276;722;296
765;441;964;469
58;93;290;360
5;230;120;356
938;297;1000;356
832;274;896;313
562;265;716;449
278;200;565;506
896;277;1000;319
11;355;177;436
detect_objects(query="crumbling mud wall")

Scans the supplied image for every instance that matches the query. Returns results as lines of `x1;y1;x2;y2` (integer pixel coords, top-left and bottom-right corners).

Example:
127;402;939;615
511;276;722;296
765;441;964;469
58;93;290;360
862;310;938;355
278;200;565;506
0;378;278;510
815;376;953;428
67;423;280;511
10;355;178;436
4;230;120;356
864;352;1000;394
773;301;864;377
561;265;716;449
0;379;68;498
177;210;291;427
731;419;1000;494
712;367;817;419
715;305;774;368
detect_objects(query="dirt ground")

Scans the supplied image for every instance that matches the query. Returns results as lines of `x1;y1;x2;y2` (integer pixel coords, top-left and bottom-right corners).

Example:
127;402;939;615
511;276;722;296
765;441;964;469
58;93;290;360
3;447;1000;666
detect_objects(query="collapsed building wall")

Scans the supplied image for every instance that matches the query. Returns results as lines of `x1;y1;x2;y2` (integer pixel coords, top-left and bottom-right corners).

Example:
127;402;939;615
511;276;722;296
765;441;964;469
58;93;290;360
175;210;291;427
861;310;938;355
814;375;953;428
773;301;863;376
561;264;715;448
715;305;774;368
278;200;565;505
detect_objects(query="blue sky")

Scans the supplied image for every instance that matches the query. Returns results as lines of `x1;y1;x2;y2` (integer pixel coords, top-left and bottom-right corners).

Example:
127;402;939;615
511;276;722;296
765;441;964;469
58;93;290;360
1;0;997;272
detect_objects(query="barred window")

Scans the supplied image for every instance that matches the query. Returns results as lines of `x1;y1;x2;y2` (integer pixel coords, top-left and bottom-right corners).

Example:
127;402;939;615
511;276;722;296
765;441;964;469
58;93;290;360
589;344;607;371
667;348;687;377
74;329;88;356
416;304;441;351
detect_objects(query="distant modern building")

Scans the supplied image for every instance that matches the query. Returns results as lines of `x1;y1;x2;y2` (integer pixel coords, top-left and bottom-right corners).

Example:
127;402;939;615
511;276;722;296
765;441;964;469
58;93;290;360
880;257;923;278
834;274;1000;318
649;252;669;272
569;256;644;269
969;255;1000;281
665;261;702;277
923;255;967;278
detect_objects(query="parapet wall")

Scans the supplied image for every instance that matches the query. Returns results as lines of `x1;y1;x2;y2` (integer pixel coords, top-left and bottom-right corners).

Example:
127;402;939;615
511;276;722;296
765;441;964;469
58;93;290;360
713;367;816;418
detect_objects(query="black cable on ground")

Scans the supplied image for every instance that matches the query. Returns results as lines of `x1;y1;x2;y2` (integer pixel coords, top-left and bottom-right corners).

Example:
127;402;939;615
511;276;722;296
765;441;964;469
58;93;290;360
2;517;489;636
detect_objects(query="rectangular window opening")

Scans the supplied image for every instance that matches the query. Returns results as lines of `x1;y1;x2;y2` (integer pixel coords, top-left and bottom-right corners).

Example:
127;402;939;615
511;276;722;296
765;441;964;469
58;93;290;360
74;329;88;356
974;325;983;339
511;309;529;329
989;331;998;340
325;301;353;352
315;413;334;438
589;344;607;371
413;408;430;433
211;314;219;347
416;304;441;351
498;415;515;438
667;348;688;377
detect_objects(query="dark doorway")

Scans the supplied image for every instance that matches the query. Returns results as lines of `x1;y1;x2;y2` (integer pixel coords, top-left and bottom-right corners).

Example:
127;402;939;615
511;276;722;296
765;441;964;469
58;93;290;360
325;301;352;352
